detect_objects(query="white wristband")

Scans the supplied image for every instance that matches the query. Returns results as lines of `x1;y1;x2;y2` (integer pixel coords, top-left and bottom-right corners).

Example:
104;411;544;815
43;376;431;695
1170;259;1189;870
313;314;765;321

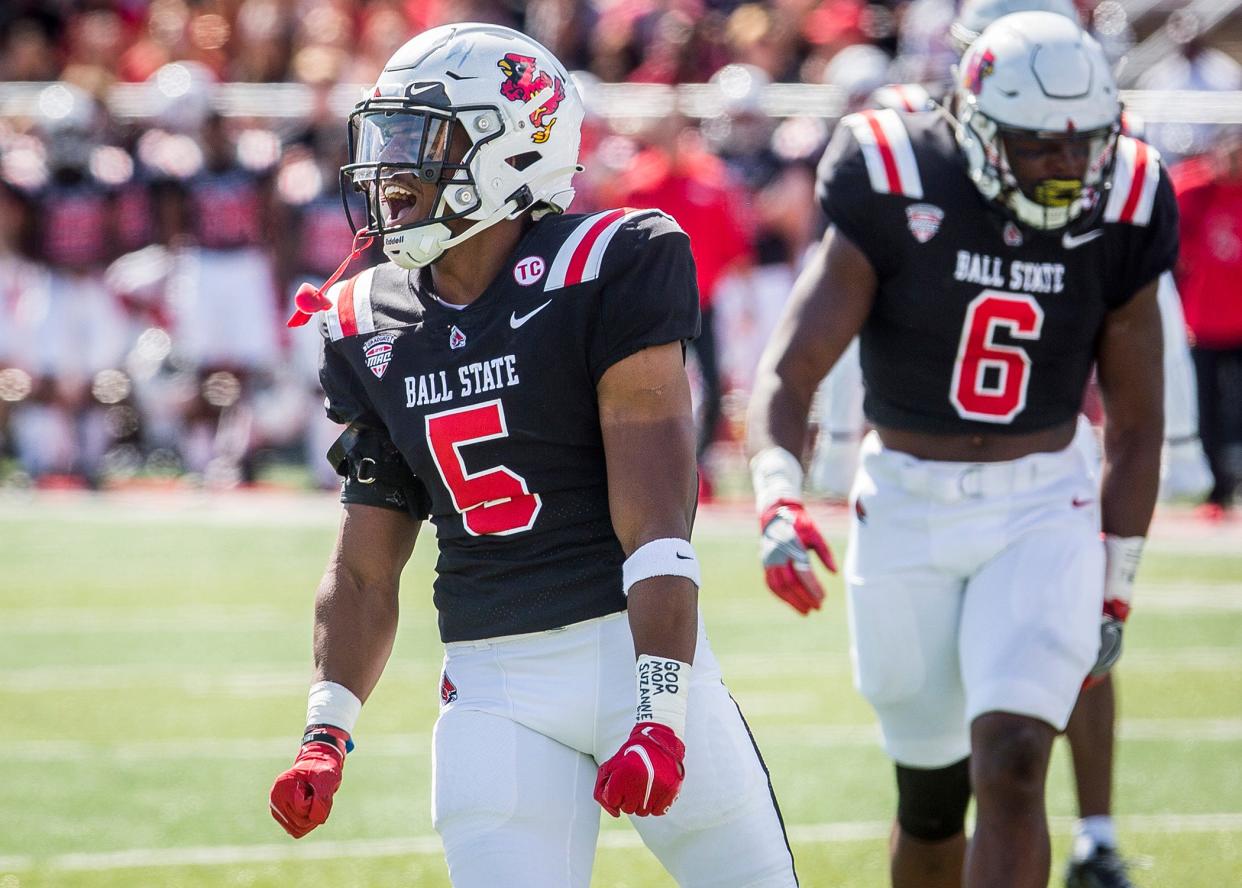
306;680;362;733
622;538;700;595
636;654;691;739
750;446;804;514
1103;535;1144;605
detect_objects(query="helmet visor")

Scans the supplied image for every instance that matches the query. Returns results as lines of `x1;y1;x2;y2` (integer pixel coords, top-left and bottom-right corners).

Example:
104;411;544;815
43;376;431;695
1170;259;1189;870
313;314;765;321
343;108;468;232
352;110;454;174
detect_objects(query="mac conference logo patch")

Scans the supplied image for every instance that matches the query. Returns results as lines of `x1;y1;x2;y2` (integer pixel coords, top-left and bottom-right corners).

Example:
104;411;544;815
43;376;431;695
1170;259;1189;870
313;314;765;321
362;332;398;379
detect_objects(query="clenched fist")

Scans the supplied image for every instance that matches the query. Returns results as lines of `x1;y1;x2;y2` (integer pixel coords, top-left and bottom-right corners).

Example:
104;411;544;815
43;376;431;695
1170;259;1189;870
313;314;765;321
269;725;351;838
594;722;686;817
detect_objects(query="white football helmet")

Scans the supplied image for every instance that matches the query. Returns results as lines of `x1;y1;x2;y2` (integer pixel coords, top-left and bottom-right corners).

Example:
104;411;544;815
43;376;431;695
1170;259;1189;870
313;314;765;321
342;23;584;269
949;0;1079;55
954;11;1121;230
147;61;218;134
822;44;893;113
35;82;103;173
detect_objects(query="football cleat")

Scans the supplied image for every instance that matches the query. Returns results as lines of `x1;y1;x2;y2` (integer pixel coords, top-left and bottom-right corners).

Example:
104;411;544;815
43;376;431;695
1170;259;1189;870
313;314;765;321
1065;846;1135;888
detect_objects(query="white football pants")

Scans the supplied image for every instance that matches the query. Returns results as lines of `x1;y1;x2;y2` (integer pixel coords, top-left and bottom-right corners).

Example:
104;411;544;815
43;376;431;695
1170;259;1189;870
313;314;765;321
168;246;279;371
431;612;798;888
844;419;1104;768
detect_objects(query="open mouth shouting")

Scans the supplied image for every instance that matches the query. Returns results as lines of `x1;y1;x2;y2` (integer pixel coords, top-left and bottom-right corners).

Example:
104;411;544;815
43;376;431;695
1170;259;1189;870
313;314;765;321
380;174;423;227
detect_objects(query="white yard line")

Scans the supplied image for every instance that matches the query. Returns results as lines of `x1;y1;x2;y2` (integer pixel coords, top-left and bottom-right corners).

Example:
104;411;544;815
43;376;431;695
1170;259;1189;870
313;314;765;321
3;491;1241;549
7;646;1238;694
2;813;1241;873
0;609;295;634
0;659;441;694
3;584;1238;638
13;719;1242;764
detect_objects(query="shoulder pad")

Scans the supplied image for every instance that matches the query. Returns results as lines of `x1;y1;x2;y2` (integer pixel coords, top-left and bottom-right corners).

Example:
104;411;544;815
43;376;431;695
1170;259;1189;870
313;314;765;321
319;265;380;341
543;207;680;292
1103;136;1162;227
870;83;935;113
839;109;925;199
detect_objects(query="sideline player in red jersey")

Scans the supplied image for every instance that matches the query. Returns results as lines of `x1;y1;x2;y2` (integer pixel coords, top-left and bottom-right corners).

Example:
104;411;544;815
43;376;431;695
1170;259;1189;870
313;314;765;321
268;23;798;888
750;12;1174;888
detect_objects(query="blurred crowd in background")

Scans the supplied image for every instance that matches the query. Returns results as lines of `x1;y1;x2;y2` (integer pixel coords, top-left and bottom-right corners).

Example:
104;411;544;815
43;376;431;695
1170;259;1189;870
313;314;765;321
0;0;1239;514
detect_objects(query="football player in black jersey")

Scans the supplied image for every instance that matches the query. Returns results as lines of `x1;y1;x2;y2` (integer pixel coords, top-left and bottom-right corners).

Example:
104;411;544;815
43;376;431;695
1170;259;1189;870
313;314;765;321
750;12;1174;888
813;5;1169;887
268;24;799;888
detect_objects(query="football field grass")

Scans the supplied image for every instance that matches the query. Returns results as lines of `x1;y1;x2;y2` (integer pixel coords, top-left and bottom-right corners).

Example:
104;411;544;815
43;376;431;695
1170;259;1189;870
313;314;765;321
2;492;1240;887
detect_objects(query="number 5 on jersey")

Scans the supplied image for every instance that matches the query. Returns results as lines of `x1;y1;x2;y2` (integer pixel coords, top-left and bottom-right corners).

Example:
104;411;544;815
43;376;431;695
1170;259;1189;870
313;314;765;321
426;399;542;536
950;291;1045;423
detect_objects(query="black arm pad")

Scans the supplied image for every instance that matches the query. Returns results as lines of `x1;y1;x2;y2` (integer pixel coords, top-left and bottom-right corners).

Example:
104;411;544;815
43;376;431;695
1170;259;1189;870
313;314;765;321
327;423;431;519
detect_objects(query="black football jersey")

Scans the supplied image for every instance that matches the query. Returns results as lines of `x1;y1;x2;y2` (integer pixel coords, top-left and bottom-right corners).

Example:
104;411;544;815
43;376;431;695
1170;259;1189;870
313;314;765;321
315;208;699;642
183;167;267;250
37;180;113;269
817;109;1178;434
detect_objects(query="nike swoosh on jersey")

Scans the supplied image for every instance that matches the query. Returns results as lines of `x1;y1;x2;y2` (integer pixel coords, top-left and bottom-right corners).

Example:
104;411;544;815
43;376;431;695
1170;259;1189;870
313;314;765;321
1061;229;1104;249
510;300;552;329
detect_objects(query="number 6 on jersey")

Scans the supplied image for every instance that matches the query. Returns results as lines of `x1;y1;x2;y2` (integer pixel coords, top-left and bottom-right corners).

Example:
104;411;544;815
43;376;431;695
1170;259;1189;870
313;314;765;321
426;399;542;536
950;291;1045;423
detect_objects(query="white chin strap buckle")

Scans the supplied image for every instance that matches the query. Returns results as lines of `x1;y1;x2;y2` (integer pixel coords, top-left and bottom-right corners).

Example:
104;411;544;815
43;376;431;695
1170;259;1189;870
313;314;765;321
388;223;451;269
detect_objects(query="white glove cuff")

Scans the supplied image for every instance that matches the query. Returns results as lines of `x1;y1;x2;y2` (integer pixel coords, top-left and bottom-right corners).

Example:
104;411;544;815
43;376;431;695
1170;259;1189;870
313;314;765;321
636;654;691;739
622;538;700;595
306;680;362;733
1103;535;1144;605
750;446;804;515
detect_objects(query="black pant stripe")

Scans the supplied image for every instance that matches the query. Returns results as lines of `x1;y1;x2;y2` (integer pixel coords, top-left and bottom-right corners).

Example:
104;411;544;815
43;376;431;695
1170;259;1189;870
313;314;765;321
729;691;800;887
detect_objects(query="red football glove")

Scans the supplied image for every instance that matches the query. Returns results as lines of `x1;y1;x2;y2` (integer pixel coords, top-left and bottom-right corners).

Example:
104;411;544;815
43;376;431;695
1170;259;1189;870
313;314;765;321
594;722;686;817
1085;535;1141;689
269;725;350;838
1083;598;1130;690
759;499;837;615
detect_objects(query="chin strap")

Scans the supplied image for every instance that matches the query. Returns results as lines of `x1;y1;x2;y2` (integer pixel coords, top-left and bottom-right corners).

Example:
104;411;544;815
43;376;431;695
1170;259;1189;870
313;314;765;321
287;229;376;328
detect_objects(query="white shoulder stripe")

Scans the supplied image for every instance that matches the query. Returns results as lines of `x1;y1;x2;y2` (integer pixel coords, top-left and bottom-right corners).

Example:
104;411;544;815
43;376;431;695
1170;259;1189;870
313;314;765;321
321;266;378;341
352;266;377;336
322;280;345;342
544;212;610;292
841;109;923;199
545;208;675;292
578;209;676;289
1104;136;1162;226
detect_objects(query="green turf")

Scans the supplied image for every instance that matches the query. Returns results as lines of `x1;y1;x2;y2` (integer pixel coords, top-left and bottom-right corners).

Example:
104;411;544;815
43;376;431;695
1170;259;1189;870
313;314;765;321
3;509;1241;887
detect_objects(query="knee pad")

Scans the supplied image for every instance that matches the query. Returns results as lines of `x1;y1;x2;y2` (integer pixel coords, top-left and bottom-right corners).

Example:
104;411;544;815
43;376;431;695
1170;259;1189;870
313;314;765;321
895;757;971;842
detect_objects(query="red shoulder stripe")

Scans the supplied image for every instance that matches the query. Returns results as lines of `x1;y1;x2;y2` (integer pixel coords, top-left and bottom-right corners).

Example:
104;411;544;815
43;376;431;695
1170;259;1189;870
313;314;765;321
565;208;627;288
1118;140;1149;225
337;274;359;338
862;111;904;195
